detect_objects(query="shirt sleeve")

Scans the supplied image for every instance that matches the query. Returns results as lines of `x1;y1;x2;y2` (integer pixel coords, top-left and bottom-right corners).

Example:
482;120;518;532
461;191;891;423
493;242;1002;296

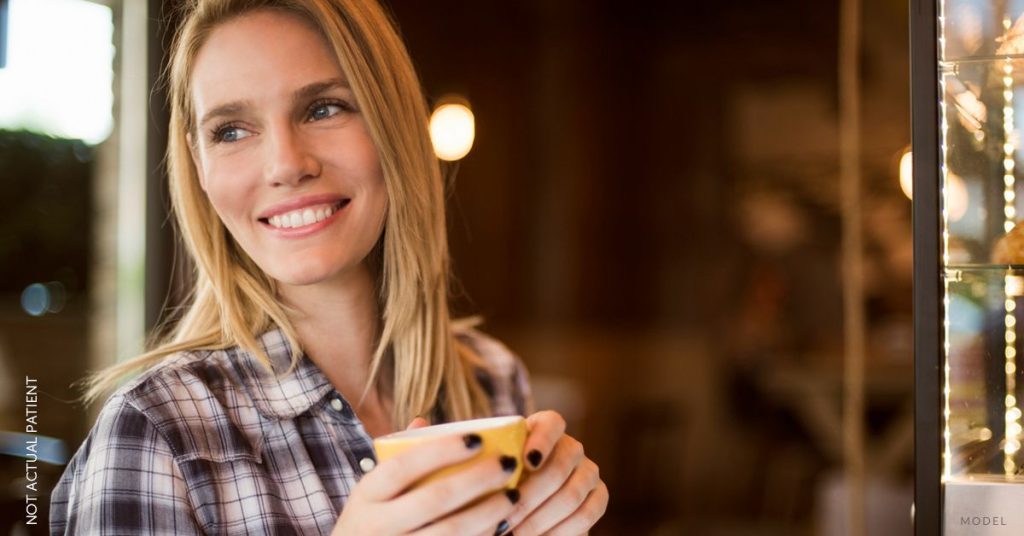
50;394;203;535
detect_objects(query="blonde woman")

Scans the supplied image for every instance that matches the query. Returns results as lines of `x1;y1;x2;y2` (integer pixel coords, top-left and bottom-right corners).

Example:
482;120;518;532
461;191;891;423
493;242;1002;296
49;0;607;534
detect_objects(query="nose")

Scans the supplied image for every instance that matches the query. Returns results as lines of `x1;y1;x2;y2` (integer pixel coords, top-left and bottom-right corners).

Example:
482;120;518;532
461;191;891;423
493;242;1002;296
263;123;320;187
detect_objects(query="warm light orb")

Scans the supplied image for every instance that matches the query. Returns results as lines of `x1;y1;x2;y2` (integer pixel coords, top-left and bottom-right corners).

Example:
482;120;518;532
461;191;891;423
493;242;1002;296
430;102;475;161
899;148;913;200
900;148;968;222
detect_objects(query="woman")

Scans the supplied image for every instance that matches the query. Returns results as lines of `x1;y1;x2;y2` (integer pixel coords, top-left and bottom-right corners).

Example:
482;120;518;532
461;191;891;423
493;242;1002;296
49;0;607;534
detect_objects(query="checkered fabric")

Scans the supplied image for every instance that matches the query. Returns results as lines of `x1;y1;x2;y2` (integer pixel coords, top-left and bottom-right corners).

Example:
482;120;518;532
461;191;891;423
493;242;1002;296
50;327;533;535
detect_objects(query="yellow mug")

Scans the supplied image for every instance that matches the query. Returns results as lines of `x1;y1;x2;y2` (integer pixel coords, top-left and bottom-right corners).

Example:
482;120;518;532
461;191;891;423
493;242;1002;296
373;415;527;492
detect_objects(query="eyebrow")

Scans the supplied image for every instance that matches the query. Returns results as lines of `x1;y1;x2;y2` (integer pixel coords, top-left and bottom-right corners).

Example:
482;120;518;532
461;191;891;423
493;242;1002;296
294;78;350;104
197;78;351;128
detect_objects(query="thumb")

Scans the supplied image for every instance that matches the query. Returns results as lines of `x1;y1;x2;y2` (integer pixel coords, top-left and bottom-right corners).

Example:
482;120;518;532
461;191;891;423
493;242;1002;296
406;417;429;430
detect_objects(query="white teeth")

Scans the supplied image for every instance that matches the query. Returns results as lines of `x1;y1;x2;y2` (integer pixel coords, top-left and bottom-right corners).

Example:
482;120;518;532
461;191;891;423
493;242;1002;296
266;202;342;229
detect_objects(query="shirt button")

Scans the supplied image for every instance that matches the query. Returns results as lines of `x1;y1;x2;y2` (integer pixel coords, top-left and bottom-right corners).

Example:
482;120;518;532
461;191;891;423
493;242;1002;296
359;457;376;472
330;398;344;412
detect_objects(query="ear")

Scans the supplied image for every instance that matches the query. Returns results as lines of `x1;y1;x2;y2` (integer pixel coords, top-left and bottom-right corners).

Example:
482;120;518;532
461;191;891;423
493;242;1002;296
186;132;208;191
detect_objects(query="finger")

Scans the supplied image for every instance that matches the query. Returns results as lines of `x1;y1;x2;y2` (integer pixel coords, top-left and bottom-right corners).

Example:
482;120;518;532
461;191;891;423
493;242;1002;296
510;458;599;536
506;436;585;529
524;410;566;471
361;433;484;501
407;417;430;430
544;481;609;536
411;485;520;536
395;454;520;532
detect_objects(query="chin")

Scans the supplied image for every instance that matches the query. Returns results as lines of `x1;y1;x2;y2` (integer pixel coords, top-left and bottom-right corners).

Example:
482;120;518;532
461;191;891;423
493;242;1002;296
270;267;334;287
274;272;329;287
265;257;349;287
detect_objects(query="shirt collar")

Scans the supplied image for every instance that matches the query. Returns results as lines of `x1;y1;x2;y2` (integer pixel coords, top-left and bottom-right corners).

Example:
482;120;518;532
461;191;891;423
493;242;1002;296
228;327;335;420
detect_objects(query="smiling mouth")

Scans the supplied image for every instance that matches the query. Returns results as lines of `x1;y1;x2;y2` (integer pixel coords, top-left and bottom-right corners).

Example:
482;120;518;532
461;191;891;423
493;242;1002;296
259;199;350;229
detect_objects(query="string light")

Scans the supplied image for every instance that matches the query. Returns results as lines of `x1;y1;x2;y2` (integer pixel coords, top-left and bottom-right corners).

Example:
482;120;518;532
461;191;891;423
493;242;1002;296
1006;276;1022;475
1002;16;1022;477
1005;56;1018;233
939;0;953;481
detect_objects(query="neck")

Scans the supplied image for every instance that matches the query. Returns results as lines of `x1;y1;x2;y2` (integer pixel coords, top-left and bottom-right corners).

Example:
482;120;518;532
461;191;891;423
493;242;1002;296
277;262;382;407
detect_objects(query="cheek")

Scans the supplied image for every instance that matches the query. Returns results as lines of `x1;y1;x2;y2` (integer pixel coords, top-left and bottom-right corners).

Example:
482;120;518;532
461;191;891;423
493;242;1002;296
204;181;236;223
201;161;256;226
363;168;388;235
344;133;387;229
370;182;388;230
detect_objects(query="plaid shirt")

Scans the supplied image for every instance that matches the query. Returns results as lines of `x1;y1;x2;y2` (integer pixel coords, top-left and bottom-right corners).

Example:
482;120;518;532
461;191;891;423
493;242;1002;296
50;327;533;535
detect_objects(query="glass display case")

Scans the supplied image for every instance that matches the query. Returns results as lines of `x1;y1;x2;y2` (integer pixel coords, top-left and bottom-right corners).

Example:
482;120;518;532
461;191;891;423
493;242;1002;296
914;0;1024;534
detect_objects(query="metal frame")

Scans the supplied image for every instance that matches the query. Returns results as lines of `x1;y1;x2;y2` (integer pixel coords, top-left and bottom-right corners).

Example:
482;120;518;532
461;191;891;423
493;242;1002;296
912;0;941;534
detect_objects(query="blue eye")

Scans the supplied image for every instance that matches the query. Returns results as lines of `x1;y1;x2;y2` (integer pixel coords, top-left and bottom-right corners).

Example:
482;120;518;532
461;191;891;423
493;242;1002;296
211;124;252;143
308;99;350;122
220;127;241;142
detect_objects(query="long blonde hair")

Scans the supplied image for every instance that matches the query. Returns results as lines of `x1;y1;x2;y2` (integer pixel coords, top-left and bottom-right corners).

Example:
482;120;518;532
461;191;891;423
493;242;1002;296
84;0;490;426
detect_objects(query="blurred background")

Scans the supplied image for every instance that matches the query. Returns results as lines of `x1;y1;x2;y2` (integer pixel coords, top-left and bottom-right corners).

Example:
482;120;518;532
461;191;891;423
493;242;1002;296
0;0;914;534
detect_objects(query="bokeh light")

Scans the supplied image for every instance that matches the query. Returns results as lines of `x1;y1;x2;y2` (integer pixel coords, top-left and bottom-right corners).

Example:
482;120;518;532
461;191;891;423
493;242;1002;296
19;281;66;316
430;101;475;161
899;148;913;200
20;283;49;317
899;148;968;222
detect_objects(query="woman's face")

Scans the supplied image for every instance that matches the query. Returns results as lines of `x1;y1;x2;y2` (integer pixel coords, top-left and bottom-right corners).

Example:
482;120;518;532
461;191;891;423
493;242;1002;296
188;9;387;287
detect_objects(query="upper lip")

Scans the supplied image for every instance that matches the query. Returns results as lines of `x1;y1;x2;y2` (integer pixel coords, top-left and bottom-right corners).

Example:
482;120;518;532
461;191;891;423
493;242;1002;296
257;193;350;220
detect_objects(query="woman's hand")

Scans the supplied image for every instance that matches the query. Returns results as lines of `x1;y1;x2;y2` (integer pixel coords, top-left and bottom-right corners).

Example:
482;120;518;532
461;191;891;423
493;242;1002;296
502;411;609;536
331;418;520;535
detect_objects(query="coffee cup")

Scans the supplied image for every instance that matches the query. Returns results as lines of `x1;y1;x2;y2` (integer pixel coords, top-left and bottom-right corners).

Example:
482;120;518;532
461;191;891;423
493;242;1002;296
373;415;527;491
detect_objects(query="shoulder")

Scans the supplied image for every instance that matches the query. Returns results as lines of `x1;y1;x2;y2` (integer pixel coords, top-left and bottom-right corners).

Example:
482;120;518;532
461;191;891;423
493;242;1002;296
105;348;266;463
66;391;164;469
51;349;265;531
50;390;202;533
455;326;534;416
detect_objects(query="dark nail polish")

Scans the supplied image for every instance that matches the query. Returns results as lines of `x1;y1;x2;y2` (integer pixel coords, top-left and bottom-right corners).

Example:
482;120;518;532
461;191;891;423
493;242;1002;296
463;433;482;449
505;488;520;504
500;455;517;473
527;449;543;468
494;520;510;535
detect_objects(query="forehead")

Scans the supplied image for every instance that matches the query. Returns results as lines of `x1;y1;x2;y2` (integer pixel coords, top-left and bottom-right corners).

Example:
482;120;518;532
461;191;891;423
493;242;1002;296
190;9;346;115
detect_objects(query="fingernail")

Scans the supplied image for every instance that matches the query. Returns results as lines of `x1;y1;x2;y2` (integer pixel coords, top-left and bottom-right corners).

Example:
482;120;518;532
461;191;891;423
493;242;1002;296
527;449;543;468
463;433;482;449
500;455;517;472
494;520;510;535
505;488;520;504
